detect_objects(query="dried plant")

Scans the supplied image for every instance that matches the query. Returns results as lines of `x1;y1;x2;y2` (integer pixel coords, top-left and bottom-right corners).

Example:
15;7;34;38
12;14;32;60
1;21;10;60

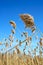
0;14;43;65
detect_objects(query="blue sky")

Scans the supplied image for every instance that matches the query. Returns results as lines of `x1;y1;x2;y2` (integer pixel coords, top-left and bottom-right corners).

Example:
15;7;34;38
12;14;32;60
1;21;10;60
0;0;43;53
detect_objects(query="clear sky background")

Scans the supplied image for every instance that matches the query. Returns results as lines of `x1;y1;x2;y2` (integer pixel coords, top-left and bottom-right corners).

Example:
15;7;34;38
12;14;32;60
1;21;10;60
0;0;43;53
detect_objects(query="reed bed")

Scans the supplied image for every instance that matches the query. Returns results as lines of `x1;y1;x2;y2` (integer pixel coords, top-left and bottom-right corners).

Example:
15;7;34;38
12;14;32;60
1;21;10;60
0;53;43;65
0;14;43;65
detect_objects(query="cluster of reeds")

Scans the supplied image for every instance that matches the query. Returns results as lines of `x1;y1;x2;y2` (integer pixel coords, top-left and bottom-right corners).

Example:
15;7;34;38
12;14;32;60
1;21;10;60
0;14;43;65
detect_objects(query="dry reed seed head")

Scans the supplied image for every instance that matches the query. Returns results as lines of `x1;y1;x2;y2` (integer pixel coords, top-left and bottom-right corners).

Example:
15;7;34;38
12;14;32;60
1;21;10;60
39;50;42;55
9;34;13;39
22;32;28;37
10;20;16;29
15;47;21;54
27;42;31;46
25;37;32;46
0;42;2;45
26;36;32;42
29;36;32;41
11;29;15;34
31;26;36;33
23;45;26;51
40;38;43;46
20;14;34;28
9;34;14;42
